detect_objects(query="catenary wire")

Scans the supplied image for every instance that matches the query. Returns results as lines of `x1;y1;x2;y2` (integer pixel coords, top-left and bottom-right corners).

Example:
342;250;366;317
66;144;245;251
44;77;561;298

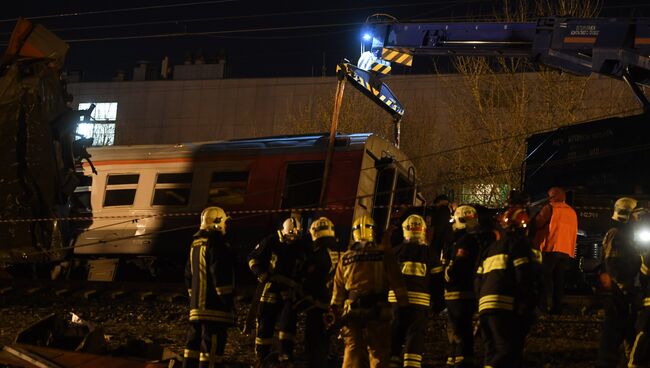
0;0;239;24
4;0;491;35
61;22;365;43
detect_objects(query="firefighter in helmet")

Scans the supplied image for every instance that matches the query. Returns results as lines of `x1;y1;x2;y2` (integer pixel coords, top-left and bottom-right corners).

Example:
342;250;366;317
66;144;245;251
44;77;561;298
443;205;481;367
389;214;445;368
329;214;409;368
475;207;538;367
184;207;235;368
597;197;642;367
628;208;650;367
248;216;308;366
296;217;336;368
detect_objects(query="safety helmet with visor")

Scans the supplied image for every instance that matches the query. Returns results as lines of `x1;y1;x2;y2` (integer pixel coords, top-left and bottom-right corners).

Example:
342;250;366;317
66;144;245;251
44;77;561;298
352;215;375;243
402;214;427;243
452;205;479;232
278;217;302;243
199;206;229;235
612;197;637;223
310;217;335;241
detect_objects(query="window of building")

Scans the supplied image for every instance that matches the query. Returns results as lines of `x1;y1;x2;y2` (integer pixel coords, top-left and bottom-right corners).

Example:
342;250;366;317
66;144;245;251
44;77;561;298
208;171;249;205
104;174;139;207
77;102;118;146
152;172;193;206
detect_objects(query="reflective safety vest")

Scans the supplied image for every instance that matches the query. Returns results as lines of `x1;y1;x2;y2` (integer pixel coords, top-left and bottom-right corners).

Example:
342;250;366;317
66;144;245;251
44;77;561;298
541;202;578;257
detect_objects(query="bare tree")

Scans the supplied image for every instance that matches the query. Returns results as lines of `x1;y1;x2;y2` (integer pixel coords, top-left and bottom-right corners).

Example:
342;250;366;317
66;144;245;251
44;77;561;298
433;0;643;206
278;0;641;206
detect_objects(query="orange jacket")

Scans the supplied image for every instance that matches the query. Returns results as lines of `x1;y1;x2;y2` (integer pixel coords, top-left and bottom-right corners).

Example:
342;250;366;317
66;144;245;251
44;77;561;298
535;202;578;257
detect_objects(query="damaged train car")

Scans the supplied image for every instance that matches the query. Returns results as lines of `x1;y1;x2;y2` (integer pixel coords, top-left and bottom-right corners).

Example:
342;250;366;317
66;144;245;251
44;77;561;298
0;19;91;267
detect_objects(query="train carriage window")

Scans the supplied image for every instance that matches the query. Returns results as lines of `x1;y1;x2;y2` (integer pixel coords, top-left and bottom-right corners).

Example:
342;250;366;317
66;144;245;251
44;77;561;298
394;174;415;206
282;161;324;209
152;172;193;206
372;167;396;233
104;174;139;207
209;171;249;205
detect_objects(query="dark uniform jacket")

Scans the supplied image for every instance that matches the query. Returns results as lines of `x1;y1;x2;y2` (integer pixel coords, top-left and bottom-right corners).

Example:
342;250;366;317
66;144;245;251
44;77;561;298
475;230;537;315
301;237;334;306
444;230;480;302
184;231;235;324
638;249;650;311
248;233;308;302
430;205;454;256
389;240;444;309
602;223;641;296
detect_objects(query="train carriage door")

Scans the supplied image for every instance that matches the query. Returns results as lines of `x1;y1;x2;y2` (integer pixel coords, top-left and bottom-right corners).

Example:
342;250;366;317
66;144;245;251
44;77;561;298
281;161;325;209
372;160;397;237
372;159;417;240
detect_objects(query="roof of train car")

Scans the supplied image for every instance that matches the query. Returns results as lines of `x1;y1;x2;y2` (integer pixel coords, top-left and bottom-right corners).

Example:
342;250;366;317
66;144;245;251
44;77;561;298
87;132;376;160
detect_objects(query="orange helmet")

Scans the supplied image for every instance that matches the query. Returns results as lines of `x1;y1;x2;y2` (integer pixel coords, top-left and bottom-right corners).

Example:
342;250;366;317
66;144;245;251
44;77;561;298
498;208;529;230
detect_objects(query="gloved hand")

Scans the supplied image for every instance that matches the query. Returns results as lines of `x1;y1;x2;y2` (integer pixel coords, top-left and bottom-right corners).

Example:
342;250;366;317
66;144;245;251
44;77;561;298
324;305;340;329
257;272;269;283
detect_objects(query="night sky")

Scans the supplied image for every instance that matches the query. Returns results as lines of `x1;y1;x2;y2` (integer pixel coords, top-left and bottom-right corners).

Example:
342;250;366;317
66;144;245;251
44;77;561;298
1;0;647;81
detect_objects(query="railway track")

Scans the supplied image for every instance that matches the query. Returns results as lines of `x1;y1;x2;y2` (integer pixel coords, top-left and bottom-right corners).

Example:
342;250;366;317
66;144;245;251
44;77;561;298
0;278;188;303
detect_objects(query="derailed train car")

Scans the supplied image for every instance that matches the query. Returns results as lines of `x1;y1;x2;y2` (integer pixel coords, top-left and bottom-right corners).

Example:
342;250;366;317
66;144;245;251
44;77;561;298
0;19;92;266
74;133;422;277
523;113;650;282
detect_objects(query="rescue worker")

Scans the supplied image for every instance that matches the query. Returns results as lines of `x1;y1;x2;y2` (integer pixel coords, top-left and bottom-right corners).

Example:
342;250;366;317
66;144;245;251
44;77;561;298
390;214;445;368
443;205;481;367
183;207;235;368
429;195;455;257
483;207;539;367
248;216;308;366
297;217;336;368
597;197;641;368
329;214;409;368
628;209;650;367
532;187;578;314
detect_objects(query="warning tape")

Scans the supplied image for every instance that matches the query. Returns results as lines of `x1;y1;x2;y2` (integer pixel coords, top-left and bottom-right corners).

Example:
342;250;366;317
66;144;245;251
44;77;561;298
0;204;628;224
0;205;386;224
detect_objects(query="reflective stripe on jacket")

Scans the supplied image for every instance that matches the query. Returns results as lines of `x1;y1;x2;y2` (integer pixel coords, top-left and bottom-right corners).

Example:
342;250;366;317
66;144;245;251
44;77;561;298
185;231;235;324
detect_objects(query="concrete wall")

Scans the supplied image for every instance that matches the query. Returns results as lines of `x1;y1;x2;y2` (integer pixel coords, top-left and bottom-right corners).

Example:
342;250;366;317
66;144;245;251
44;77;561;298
67;73;638;146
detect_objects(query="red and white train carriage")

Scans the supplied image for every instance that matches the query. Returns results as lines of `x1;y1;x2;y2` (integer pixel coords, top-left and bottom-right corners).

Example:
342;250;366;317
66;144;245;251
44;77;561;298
75;133;422;264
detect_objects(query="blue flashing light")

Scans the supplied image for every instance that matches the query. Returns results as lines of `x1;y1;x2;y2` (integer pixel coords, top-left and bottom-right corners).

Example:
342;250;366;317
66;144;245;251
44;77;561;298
362;33;372;41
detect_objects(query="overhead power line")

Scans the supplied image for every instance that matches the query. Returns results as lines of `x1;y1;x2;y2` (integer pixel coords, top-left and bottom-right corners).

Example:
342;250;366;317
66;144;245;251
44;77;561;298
0;0;239;23
12;0;491;34
62;22;364;43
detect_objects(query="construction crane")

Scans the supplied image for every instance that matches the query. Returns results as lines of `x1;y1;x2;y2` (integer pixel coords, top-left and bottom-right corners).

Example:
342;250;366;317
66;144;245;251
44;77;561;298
352;17;650;112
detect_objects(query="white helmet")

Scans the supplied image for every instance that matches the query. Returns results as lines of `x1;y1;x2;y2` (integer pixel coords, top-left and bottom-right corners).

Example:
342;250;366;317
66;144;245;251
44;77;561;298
452;205;478;232
310;217;335;241
402;214;427;243
199;207;229;234
612;197;637;223
278;217;302;243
